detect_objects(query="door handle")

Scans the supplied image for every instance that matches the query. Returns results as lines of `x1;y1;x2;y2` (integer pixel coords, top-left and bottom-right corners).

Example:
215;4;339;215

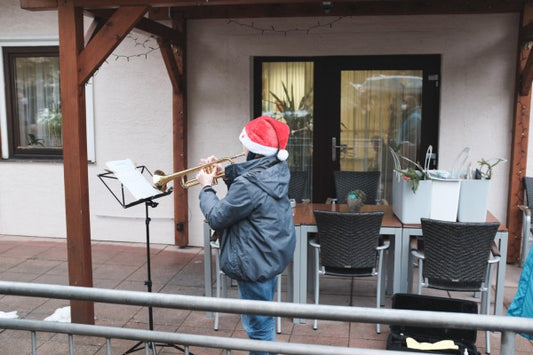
331;137;347;162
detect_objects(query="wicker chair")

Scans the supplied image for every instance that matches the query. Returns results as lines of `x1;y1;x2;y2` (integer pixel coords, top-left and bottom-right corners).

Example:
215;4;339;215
411;218;500;354
519;177;533;267
333;170;380;204
210;241;282;333
288;171;308;203
310;210;389;333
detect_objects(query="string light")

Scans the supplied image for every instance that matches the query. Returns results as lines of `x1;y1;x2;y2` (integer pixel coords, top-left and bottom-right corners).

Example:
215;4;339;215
226;17;345;35
106;34;159;63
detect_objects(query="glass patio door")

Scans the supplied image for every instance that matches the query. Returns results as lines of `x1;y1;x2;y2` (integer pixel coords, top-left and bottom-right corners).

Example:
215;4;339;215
336;69;423;203
314;55;440;203
254;55;440;203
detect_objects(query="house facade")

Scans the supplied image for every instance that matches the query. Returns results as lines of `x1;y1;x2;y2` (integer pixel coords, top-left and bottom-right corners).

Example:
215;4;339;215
0;0;531;251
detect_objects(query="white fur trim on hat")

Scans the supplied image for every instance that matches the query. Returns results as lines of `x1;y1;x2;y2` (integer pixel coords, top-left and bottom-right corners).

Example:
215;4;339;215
239;127;278;156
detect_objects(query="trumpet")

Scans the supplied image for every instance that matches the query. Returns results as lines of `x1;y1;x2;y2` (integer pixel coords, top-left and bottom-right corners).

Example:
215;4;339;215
153;153;245;191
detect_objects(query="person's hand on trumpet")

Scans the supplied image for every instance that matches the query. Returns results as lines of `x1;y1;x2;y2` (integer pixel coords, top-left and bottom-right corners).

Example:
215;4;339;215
196;156;222;188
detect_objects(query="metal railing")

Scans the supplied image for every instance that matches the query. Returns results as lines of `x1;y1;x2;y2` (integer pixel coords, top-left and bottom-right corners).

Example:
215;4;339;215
0;281;532;354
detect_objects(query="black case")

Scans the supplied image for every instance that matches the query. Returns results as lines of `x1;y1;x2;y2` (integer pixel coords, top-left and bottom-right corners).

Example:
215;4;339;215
386;293;480;355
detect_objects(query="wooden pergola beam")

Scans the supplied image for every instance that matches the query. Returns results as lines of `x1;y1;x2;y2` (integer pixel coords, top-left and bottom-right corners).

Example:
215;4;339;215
57;3;150;324
508;2;533;263
21;0;527;15
84;17;106;46
158;17;188;246
158;39;181;93
87;9;184;46
520;21;533;42
78;6;148;85
57;0;94;324
520;49;533;96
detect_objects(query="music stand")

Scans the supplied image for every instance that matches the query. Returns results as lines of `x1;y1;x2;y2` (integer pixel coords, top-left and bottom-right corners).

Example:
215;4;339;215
98;159;188;355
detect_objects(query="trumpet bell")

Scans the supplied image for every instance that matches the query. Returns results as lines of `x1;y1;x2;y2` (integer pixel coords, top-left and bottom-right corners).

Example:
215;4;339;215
153;170;169;192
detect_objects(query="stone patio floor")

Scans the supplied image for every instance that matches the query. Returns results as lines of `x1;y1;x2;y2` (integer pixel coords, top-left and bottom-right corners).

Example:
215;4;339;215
0;234;531;354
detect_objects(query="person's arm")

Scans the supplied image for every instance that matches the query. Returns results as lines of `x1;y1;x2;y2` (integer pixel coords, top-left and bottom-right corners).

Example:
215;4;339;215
199;178;255;230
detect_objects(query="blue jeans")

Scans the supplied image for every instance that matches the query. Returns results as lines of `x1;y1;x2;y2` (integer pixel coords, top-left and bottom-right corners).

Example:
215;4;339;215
237;276;278;355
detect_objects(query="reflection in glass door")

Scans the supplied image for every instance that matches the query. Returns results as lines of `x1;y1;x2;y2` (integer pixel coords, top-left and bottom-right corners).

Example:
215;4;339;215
258;60;314;201
339;70;423;202
255;55;440;203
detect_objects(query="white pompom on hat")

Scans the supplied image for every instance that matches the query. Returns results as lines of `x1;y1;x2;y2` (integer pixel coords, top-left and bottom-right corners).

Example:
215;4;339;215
239;115;290;161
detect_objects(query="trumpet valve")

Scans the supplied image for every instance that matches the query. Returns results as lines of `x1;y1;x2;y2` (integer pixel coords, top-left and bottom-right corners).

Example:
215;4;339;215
204;164;214;174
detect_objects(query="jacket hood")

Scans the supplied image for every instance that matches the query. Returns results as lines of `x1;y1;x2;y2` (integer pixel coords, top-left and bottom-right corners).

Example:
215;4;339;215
226;155;289;200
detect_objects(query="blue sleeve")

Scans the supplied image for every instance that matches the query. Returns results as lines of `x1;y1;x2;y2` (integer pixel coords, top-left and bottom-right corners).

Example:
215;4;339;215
198;179;255;230
507;247;533;339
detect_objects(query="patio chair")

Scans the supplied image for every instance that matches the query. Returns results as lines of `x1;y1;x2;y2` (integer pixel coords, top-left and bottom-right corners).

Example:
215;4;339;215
519;177;533;267
310;210;389;333
411;218;500;354
333;170;381;204
288;171;308;203
210;241;282;333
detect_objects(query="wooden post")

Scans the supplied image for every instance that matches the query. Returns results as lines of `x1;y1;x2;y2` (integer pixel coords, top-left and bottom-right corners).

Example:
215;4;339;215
160;16;188;246
173;17;188;247
57;0;94;324
57;3;147;323
508;3;533;263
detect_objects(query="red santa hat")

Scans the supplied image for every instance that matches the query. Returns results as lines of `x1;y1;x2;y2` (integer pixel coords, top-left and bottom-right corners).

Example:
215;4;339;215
239;115;290;161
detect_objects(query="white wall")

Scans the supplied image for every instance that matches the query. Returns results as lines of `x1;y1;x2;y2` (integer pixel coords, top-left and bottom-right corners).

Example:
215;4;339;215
0;0;528;247
186;14;519;245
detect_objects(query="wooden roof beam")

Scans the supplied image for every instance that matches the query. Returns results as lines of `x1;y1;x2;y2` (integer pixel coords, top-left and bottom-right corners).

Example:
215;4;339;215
86;9;183;45
21;0;527;14
520;17;533;96
78;5;148;85
159;39;182;93
84;17;106;46
20;0;57;10
21;0;326;10
521;21;533;42
521;49;533;96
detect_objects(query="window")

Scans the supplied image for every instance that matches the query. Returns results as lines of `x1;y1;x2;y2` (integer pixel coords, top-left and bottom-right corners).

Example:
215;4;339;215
3;46;62;159
1;43;95;161
255;55;440;203
255;59;314;200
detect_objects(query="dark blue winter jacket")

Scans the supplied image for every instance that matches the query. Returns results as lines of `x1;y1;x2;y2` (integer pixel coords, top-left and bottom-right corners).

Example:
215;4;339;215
199;155;296;282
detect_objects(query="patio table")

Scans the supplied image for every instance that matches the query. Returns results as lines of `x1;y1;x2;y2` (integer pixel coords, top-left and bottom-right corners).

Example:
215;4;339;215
203;203;402;321
202;204;507;318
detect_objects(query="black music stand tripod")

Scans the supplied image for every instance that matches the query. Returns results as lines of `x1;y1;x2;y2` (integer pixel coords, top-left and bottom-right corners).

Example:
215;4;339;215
98;165;189;355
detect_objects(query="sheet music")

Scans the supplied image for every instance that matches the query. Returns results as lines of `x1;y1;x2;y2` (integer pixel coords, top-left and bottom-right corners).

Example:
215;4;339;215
105;159;161;200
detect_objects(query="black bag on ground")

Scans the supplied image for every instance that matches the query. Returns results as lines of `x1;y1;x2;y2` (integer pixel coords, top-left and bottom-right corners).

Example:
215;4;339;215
386;293;480;355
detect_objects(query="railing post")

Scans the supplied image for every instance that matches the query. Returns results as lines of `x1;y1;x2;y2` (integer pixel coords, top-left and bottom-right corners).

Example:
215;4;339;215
501;330;516;355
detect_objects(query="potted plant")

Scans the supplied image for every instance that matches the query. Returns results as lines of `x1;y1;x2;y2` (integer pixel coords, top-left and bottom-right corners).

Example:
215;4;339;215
346;189;366;212
396;164;427;193
390;147;432;223
458;157;507;222
476;158;506;180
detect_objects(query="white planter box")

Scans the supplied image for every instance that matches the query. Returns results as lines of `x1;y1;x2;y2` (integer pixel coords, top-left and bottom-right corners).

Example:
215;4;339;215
392;171;431;224
429;176;461;221
457;179;490;222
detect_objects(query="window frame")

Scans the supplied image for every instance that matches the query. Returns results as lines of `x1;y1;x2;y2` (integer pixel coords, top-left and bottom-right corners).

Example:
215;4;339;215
0;39;95;161
4;45;61;159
